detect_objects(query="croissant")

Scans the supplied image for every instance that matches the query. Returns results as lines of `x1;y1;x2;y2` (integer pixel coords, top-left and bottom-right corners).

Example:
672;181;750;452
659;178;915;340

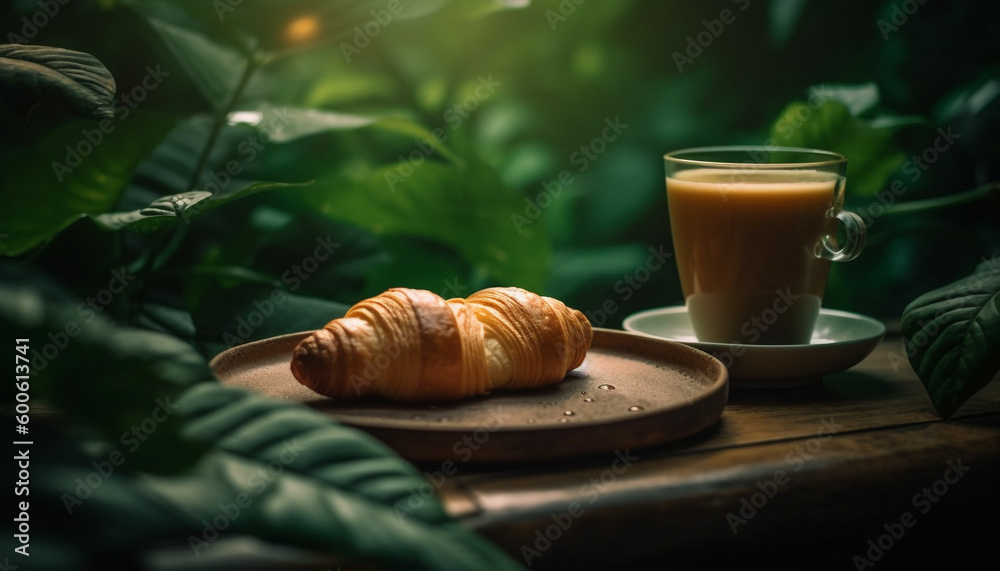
290;287;593;401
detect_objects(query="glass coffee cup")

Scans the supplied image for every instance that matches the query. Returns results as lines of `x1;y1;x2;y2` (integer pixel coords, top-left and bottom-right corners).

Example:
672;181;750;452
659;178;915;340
664;146;865;345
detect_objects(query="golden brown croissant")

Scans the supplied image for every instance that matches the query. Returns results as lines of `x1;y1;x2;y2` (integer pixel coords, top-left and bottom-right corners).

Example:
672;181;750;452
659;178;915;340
289;287;593;401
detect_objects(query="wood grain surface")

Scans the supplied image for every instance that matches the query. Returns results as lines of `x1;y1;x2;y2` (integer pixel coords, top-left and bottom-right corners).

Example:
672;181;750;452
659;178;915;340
436;337;1000;570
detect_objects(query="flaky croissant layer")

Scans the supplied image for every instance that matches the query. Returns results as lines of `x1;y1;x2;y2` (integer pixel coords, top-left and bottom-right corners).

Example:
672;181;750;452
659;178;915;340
290;287;593;401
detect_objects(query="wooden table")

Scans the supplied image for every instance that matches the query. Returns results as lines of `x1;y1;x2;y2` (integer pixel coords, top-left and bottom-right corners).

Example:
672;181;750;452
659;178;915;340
436;336;1000;569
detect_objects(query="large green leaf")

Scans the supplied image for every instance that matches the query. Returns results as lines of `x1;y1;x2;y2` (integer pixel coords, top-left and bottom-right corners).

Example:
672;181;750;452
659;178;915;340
311;158;551;291
34;384;524;570
130;5;249;109
0;113;177;256
767;0;812;49
0;44;116;120
93;180;311;234
174;384;522;569
178;383;448;524
357;236;474;300
814;82;881;116
768;99;909;196
191;282;350;355
226;106;460;166
228;105;377;143
251;214;390;301
546;244;660;302
0;264;208;473
901;259;1000;418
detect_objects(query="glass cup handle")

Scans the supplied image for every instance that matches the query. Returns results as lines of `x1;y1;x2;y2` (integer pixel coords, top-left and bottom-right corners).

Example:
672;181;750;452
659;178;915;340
820;210;866;261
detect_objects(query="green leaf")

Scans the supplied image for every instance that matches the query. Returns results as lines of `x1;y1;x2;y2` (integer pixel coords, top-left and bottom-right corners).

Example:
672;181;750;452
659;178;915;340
123;115;263;200
0;44;116;120
191;282;350;354
815;82;881;116
546;245;656;302
178;383;448;523
0;112;177;256
227;105;460;158
461;0;532;18
135;302;198;343
0;264;208;473
251;215;390;301
358;236;472;300
137;9;249;109
901;259;1000;418
372;116;463;165
128;0;454;57
768;0;811;49
34;384;524;569
228;105;378;143
769;100;908;196
174;386;523;569
935;75;1000;122
311;158;551;291
93;180;312;234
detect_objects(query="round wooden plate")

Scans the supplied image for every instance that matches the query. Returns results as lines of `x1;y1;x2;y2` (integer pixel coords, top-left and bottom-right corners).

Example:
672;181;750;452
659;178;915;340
209;328;729;463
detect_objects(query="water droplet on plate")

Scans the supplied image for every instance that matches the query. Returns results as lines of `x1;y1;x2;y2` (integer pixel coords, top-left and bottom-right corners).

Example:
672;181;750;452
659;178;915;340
581;390;587;395
563;410;574;416
628;405;644;412
559;417;570;423
598;384;616;391
437;417;450;423
527;418;536;424
583;398;594;403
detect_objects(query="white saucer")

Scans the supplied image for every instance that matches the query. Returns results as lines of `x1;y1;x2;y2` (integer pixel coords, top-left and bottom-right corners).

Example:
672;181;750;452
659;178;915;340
622;306;886;388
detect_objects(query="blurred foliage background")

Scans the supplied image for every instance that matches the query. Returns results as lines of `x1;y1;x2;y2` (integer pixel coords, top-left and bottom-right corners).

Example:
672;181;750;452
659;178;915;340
2;0;999;338
1;0;999;567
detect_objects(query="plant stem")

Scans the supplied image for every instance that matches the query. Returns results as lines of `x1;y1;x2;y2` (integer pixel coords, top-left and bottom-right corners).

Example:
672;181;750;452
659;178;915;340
130;52;260;323
186;54;259;192
884;182;1000;216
